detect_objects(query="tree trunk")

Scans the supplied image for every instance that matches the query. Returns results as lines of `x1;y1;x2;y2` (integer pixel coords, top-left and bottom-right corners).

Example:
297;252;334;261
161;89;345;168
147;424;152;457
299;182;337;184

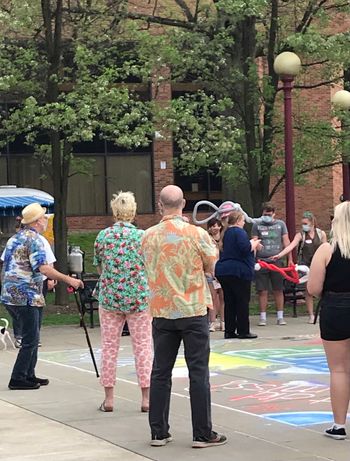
41;0;69;304
52;135;70;305
260;0;279;208
240;16;262;216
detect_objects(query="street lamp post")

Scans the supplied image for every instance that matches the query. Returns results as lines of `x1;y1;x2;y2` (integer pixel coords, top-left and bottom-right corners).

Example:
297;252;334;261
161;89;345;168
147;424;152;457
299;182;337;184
274;51;301;240
331;89;350;201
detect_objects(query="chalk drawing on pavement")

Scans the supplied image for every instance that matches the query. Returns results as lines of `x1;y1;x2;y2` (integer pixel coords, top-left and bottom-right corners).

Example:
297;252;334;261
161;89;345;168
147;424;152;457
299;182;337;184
262;411;336;426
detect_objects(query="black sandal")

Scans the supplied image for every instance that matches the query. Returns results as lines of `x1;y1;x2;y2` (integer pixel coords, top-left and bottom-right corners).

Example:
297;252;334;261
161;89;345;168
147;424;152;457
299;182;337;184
99;401;113;412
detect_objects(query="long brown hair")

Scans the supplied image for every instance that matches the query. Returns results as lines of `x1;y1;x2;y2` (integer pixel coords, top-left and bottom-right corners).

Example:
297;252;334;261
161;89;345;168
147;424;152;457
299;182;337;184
219;210;244;251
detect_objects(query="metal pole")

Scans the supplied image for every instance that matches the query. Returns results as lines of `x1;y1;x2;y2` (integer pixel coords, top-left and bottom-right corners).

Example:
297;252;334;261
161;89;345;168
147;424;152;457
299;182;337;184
73;289;99;377
282;76;296;240
342;161;350;200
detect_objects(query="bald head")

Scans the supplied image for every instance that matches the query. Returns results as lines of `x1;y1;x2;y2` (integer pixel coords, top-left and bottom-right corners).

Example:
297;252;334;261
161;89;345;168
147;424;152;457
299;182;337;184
159;185;185;214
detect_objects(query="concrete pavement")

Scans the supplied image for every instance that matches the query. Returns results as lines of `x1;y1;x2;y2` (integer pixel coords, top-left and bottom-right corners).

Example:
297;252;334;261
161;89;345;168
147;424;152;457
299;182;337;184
0;315;349;461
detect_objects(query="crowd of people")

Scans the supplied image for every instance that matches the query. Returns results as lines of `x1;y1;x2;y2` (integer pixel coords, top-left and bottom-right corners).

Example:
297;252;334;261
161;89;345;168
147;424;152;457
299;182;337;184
1;187;349;445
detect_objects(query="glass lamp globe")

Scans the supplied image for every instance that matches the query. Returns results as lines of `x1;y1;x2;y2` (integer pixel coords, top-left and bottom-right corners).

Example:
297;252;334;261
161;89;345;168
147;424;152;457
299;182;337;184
274;52;301;77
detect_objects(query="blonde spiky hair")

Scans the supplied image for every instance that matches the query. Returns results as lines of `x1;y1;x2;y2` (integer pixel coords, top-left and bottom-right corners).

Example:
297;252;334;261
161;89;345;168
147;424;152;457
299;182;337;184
110;191;137;222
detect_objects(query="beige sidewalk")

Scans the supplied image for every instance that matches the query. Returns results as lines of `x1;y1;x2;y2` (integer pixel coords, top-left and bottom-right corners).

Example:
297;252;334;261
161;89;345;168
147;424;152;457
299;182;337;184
0;399;148;461
0;317;349;461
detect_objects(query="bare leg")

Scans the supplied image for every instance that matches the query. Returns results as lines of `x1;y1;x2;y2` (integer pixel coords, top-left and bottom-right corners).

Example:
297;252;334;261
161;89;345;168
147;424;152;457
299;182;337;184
104;386;114;410
323;339;350;425
141;386;150;411
209;284;219;323
305;291;314;322
273;290;284;311
258;290;268;312
258;290;268;325
218;288;225;329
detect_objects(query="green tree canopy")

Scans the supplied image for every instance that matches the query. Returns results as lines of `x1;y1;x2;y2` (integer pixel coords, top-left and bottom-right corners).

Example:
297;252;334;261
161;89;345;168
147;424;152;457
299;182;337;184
125;0;350;214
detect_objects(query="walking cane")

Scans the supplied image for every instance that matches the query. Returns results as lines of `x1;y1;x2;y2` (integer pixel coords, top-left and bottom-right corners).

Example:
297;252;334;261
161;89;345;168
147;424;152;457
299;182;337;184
72;288;100;378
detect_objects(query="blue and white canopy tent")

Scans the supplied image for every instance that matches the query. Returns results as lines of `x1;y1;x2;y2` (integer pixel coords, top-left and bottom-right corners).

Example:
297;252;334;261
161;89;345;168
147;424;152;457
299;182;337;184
0;186;54;216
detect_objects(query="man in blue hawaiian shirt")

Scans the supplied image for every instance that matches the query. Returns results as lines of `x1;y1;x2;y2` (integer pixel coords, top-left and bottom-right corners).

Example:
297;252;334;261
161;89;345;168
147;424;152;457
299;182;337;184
1;203;83;390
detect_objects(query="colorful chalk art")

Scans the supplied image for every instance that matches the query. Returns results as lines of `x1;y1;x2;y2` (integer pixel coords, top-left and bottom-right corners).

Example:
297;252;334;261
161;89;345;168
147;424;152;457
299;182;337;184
39;336;348;428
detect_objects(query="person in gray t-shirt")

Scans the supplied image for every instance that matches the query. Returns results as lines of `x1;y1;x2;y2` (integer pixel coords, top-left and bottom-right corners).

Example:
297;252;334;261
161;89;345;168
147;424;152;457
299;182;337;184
251;202;291;326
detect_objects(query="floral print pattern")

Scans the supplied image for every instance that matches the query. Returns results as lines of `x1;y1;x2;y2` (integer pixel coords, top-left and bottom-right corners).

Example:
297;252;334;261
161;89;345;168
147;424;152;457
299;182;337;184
93;222;148;313
99;307;152;388
141;215;217;319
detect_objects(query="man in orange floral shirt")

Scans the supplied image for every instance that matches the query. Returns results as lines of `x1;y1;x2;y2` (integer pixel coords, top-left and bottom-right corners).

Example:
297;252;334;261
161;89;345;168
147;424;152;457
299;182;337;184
141;185;227;449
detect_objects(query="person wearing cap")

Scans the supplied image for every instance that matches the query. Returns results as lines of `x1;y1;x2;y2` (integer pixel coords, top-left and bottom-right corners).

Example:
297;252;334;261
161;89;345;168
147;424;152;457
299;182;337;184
218;202;239;227
1;202;83;390
215;210;261;339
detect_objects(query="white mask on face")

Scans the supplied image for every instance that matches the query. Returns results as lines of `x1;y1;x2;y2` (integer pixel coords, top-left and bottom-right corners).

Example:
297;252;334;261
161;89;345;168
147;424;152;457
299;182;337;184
302;224;311;233
261;215;273;224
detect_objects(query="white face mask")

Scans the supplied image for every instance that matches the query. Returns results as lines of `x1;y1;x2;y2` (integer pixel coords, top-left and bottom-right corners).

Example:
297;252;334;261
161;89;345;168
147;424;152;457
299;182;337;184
302;224;311;232
261;215;273;224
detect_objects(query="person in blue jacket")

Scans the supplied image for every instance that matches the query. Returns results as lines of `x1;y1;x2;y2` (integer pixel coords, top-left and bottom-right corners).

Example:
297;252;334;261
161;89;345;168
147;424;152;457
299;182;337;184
215;210;261;339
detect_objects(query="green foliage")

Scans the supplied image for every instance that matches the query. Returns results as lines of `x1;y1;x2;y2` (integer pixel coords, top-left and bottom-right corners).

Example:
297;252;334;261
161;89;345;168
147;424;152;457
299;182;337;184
160;91;242;182
2;0;350;216
133;0;350;207
0;1;157;303
214;0;268;18
0;43;154;154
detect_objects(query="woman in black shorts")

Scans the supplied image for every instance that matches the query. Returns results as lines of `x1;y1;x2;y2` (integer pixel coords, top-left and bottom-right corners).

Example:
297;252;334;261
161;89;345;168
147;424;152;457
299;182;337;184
308;201;350;440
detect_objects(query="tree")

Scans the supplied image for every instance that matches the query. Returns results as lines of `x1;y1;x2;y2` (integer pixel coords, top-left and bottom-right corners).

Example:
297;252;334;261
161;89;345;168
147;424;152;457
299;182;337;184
123;0;350;215
0;1;153;303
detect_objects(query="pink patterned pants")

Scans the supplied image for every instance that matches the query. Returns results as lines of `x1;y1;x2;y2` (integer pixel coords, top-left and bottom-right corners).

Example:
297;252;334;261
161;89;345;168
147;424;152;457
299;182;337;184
99;307;153;388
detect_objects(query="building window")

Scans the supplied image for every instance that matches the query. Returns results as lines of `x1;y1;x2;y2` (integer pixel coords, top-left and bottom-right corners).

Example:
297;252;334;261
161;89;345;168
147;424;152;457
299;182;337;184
67;156;106;215
174;149;222;211
5;156;43;189
2;152;153;216
106;154;153;214
0;156;8;184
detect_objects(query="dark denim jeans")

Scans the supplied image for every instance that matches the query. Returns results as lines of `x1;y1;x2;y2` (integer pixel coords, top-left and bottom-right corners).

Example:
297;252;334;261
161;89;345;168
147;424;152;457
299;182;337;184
149;315;212;440
5;305;22;339
7;305;40;381
6;302;43;339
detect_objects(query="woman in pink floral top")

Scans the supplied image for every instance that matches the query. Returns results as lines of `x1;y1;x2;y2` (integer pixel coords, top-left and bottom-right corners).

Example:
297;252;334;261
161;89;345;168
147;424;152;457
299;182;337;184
94;191;152;413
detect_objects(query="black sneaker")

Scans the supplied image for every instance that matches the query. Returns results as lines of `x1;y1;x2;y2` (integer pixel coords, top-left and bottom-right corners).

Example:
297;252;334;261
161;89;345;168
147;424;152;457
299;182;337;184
192;431;227;448
324;426;346;440
150;434;173;447
8;379;40;390
28;376;50;386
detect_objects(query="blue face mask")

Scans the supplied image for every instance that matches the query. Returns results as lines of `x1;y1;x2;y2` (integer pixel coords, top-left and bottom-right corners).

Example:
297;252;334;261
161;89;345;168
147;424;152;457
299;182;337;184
302;224;311;232
261;215;273;224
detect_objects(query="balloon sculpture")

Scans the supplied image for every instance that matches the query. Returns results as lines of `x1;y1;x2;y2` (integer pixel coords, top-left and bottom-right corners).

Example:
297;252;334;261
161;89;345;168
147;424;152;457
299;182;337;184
192;200;259;225
192;199;309;284
255;261;309;284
